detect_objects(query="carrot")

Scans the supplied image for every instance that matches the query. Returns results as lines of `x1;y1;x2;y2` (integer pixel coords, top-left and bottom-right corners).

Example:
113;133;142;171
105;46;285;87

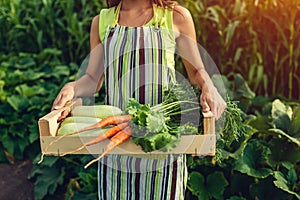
62;114;133;136
97;114;133;127
84;126;132;169
38;115;132;164
60;122;129;156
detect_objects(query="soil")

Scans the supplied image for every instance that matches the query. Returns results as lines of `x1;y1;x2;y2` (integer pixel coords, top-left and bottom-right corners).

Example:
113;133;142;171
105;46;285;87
0;160;34;200
0;159;67;200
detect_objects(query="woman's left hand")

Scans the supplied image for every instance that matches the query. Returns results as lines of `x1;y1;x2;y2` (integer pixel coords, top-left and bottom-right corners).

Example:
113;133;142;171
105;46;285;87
200;85;227;120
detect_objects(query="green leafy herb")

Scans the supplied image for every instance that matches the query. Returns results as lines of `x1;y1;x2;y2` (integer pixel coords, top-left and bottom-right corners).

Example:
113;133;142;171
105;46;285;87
215;97;247;163
126;82;201;152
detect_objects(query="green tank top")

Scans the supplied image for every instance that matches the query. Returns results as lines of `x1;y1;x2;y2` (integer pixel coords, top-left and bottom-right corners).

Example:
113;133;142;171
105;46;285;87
99;2;176;110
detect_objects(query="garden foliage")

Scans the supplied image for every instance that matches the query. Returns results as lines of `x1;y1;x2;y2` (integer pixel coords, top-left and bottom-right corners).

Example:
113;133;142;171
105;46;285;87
0;0;299;199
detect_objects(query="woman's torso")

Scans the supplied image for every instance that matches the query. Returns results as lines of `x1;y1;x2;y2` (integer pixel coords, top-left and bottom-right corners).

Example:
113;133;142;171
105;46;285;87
100;3;177;110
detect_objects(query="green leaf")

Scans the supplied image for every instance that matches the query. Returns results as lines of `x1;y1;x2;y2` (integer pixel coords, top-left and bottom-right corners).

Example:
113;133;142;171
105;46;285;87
7;95;29;111
207;172;229;200
187;172;208;200
33;167;65;199
268;128;300;147
0;80;6;101
248;115;272;131
281;162;297;184
220;99;246;147
233;74;256;99
228;173;253;198
273;171;300;199
225;20;240;47
54;65;70;77
2;133;15;155
37;48;62;60
233;48;243;63
146;112;166;133
271;99;292;133
291;107;300;136
234;139;273;178
187;171;228;200
249;176;288;200
28;124;39;143
33;156;60;167
15;57;36;69
225;125;257;161
15;84;47;97
251;95;272;109
269;138;300;164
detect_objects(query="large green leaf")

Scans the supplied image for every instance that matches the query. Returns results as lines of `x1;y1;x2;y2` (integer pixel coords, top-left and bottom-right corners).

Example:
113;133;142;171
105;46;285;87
271;99;293;133
269;138;300;164
234;139;273;178
187;171;228;200
33;167;65;200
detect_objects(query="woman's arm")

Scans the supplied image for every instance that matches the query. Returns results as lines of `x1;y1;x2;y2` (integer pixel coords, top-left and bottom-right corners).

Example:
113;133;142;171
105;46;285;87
73;15;105;96
173;5;226;120
52;15;104;110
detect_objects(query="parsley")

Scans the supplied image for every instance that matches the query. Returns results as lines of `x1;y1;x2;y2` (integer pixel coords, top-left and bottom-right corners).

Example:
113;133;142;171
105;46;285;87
125;82;202;152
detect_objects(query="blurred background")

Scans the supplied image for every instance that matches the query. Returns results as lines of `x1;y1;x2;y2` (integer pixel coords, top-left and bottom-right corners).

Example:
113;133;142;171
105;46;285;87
0;0;299;199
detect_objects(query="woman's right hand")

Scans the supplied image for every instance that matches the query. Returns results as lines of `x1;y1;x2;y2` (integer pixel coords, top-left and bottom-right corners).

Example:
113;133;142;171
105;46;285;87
51;82;75;120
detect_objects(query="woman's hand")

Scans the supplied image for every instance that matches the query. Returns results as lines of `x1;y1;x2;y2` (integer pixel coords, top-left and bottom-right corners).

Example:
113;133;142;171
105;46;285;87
200;85;226;120
51;82;75;120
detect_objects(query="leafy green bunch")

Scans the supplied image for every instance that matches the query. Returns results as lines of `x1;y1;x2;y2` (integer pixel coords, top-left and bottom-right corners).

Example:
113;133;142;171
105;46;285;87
215;97;247;162
125;82;200;152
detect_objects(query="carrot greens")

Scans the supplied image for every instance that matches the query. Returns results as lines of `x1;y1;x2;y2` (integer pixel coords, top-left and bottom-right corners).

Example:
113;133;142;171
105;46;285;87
126;82;201;152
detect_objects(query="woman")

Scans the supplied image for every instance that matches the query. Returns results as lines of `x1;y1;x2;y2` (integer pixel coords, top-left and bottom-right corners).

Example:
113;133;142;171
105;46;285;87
52;0;226;199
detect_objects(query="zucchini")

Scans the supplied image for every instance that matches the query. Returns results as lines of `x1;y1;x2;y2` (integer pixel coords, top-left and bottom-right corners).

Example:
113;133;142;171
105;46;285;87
60;116;101;127
71;105;123;118
57;122;109;136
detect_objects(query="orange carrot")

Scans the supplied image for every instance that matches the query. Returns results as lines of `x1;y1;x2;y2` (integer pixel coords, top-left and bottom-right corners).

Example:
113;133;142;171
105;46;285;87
84;126;132;168
60;122;129;156
38;115;132;164
97;114;133;127
62;115;132;136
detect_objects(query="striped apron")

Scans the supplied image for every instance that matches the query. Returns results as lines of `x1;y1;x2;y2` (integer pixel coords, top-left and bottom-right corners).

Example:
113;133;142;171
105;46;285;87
98;3;187;200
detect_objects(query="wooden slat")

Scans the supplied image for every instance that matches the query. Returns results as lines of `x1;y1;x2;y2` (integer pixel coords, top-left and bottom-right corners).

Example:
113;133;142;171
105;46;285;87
40;135;216;156
202;111;215;135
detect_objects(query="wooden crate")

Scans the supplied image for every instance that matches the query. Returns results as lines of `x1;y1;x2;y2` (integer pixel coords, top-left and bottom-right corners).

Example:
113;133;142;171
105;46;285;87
38;100;216;156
